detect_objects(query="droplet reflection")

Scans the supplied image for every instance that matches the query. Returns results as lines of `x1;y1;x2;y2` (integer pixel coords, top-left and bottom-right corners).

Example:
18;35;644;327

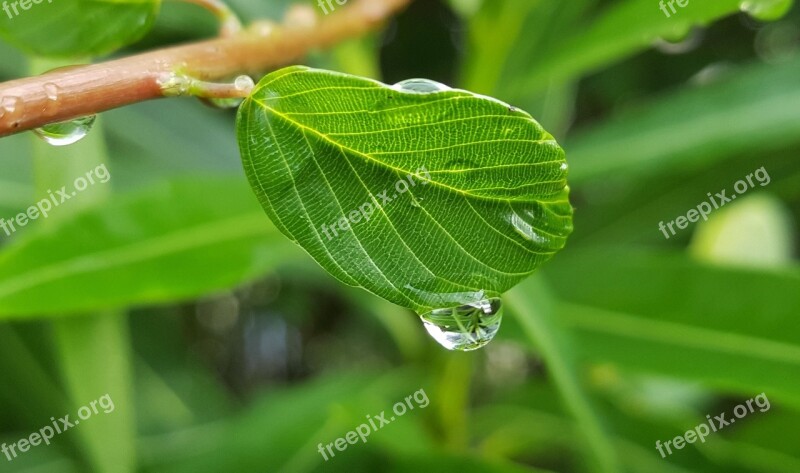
420;297;502;351
33;115;96;146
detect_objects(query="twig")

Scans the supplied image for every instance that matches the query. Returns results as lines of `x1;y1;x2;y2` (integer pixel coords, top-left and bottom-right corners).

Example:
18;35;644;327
0;0;410;138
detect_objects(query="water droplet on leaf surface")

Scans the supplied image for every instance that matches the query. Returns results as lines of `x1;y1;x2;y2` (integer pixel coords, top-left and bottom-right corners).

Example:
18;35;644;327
420;297;503;351
393;79;451;94
33;115;96;146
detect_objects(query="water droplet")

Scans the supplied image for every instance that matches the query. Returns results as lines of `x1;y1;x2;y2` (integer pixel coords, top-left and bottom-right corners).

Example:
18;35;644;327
509;210;552;246
0;96;24;124
740;0;792;21
284;5;317;29
203;97;244;109
655;27;704;55
43;83;59;101
42;83;62;117
393;79;451;94
33;115;96;146
157;72;191;97
250;20;276;37
1;96;20;114
689;62;733;86
234;75;255;92
40;65;86;75
419;297;502;351
755;22;800;63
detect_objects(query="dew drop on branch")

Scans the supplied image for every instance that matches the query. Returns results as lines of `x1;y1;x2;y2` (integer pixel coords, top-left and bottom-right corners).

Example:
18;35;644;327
33;115;96;146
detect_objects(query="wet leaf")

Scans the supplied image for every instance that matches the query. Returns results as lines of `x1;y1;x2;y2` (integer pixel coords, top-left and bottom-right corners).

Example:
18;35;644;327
237;66;572;312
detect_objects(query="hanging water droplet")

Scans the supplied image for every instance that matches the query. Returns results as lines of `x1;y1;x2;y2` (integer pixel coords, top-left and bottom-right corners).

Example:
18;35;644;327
203;97;244;109
33;115;96;146
419;297;503;351
394;79;451;94
740;0;792;21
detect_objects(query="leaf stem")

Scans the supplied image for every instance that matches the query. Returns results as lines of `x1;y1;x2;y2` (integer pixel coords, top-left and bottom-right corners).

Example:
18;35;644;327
0;0;410;138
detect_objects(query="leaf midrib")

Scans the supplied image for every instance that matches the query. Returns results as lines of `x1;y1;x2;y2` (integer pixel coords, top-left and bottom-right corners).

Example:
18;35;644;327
251;99;547;204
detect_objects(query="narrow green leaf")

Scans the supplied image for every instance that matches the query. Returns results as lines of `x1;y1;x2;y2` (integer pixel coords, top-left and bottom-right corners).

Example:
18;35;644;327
0;177;299;318
384;453;556;473
0;0;159;58
567;58;800;184
506;276;620;473
52;313;136;473
511;0;794;96
237;66;572;313
545;248;800;405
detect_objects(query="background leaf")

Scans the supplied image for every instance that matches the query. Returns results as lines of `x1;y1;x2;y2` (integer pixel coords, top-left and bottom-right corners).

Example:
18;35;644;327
0;0;159;57
0;177;299;317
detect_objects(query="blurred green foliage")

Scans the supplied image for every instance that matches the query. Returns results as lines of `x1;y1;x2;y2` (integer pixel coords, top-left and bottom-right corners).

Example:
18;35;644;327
0;0;799;472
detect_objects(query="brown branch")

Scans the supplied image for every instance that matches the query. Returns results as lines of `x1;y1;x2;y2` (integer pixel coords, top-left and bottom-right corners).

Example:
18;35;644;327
0;0;410;138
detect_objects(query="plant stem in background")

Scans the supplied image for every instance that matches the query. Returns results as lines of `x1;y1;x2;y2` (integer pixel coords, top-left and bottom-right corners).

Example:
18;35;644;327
0;0;410;138
506;276;620;473
174;0;243;36
30;56;136;473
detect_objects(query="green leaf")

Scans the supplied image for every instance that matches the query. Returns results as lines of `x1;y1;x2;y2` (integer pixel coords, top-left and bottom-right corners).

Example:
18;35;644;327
0;0;159;58
506;276;619;473
0;177;300;318
511;0;794;96
382;453;556;473
544;248;800;406
567;58;800;185
52;313;136;473
237;66;572;313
